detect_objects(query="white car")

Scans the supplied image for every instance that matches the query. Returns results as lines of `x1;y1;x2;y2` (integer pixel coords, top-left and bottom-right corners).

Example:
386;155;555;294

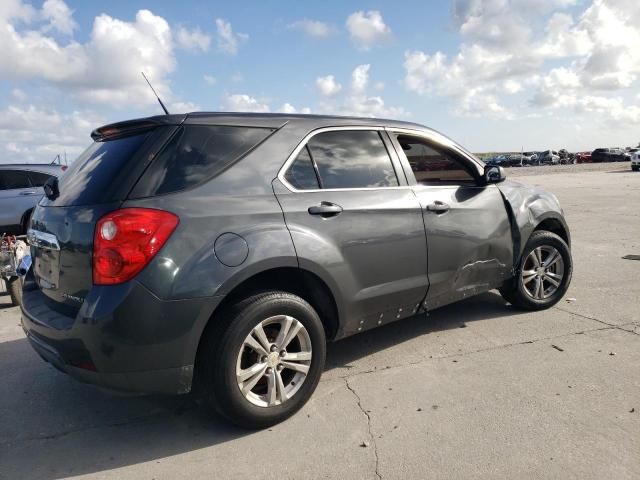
630;149;640;171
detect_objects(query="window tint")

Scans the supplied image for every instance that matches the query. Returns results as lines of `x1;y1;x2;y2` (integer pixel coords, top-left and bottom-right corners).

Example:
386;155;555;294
49;133;149;206
132;125;273;197
306;130;398;189
284;146;319;190
0;170;31;190
28;171;54;187
396;135;476;185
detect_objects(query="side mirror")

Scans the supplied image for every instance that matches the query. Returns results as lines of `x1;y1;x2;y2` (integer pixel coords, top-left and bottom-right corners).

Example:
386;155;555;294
484;165;506;184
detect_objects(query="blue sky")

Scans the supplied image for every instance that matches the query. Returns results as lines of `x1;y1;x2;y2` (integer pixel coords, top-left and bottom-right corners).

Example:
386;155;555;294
1;0;639;163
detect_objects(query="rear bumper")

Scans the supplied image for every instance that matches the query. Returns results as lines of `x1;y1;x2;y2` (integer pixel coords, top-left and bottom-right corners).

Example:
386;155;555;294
20;275;220;395
22;326;193;394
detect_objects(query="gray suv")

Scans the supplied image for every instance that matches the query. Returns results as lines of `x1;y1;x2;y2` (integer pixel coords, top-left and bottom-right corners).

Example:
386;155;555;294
21;113;573;428
0;164;66;235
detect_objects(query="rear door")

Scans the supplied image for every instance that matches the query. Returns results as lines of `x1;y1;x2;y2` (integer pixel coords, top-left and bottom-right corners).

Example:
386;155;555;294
0;169;37;232
275;128;429;336
388;130;513;310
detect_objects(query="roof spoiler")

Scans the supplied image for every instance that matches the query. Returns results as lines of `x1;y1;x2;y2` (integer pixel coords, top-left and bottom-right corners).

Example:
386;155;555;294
90;115;186;142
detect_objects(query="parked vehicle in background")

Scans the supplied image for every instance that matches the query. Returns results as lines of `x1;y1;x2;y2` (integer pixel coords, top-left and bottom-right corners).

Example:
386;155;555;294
504;154;524;167
522;152;539;165
0;164;66;235
538;150;560;165
575;152;592;163
484;154;507;166
20;112;573;428
592;148;630;162
558;149;576;165
631;150;640;171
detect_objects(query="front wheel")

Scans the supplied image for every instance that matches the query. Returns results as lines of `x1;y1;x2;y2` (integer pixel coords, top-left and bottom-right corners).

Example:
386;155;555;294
197;291;326;429
500;231;572;310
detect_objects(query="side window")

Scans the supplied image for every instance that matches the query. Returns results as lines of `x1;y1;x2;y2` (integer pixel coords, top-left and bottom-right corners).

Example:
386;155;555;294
284;146;320;190
28;171;54;187
0;170;31;190
131;125;273;197
306;130;398;189
395;135;476;186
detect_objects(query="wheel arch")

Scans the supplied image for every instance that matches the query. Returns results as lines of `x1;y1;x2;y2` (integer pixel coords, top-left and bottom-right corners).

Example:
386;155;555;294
20;207;34;234
532;215;570;247
192;266;341;369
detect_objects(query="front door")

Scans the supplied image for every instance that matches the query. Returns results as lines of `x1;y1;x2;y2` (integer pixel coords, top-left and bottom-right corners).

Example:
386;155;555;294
388;131;513;310
274;128;430;337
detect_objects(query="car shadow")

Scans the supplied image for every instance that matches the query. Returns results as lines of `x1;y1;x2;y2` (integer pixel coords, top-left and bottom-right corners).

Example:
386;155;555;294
1;291;519;479
326;291;514;370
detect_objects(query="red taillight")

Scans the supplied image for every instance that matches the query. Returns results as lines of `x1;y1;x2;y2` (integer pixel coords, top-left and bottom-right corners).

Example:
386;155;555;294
93;208;179;285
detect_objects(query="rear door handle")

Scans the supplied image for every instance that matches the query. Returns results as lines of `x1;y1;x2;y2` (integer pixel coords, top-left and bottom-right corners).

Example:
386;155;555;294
308;202;343;217
426;201;450;214
20;191;38;196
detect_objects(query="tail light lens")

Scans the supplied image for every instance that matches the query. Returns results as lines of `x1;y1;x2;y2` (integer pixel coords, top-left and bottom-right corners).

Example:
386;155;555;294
93;208;179;285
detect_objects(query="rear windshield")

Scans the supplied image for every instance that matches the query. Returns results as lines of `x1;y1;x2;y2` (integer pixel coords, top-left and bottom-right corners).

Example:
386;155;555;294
130;125;273;198
42;133;150;206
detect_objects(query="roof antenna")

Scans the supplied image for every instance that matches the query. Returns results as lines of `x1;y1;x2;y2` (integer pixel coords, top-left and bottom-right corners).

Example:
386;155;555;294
141;71;170;115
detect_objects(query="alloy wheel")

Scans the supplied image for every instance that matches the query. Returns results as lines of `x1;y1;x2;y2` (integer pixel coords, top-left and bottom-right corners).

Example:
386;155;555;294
521;246;565;300
236;315;312;407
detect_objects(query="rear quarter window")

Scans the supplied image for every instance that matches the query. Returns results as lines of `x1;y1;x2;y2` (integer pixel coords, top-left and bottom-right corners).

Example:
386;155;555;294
42;133;150;206
130;125;273;197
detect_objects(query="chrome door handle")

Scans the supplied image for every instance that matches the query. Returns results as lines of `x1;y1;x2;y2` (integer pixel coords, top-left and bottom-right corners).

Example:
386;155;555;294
426;201;450;214
20;191;38;195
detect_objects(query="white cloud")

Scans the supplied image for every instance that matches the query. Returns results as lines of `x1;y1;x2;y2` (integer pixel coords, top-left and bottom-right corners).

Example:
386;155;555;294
503;79;522;94
288;19;335;38
403;0;640;122
176;26;211;52
11;88;27;101
168;100;199;112
0;104;104;163
203;74;217;85
320;64;407;118
351;64;370;94
0;5;179;107
41;0;77;35
346;10;391;50
315;75;342;96
223;94;270;112
215;18;248;55
277;103;311;114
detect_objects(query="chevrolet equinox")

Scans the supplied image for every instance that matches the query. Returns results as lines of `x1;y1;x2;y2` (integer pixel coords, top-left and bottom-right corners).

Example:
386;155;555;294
21;113;573;428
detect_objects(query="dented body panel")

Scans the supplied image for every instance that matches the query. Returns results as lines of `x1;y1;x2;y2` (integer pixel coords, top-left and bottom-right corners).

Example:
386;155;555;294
497;180;570;263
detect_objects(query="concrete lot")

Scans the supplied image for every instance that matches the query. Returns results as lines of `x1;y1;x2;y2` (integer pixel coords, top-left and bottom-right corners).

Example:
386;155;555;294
1;164;638;479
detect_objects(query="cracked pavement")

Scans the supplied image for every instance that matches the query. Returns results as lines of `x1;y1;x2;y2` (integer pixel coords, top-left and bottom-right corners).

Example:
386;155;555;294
1;165;639;479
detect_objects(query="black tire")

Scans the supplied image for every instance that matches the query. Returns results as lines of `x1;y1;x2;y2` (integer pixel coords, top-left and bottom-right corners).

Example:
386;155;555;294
197;291;326;429
500;231;572;310
632;166;639;172
5;277;23;307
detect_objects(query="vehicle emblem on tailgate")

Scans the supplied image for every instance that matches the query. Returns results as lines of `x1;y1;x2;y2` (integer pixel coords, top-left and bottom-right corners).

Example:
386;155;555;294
62;293;84;303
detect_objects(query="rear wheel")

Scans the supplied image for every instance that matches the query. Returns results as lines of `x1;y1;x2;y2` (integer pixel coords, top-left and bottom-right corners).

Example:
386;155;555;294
5;277;23;307
197;291;326;429
500;231;572;310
